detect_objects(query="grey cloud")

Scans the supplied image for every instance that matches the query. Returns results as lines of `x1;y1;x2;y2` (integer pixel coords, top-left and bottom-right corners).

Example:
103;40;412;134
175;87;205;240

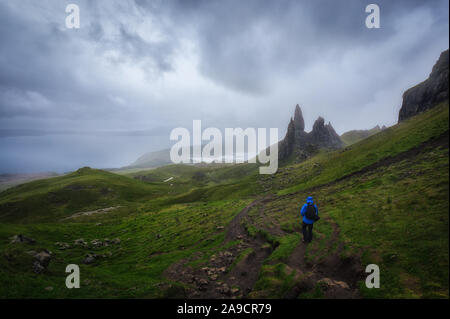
0;0;448;173
0;0;178;122
134;0;448;94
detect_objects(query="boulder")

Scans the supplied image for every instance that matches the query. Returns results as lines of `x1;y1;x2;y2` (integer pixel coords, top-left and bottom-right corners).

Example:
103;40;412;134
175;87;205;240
318;277;350;290
91;239;103;248
33;261;45;274
32;250;52;274
217;283;231;295
74;238;88;247
55;242;70;250
83;254;97;264
231;287;240;294
10;234;35;244
33;250;52;267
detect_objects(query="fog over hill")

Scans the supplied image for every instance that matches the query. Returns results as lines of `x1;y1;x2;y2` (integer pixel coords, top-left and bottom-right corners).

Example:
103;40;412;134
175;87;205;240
0;0;448;173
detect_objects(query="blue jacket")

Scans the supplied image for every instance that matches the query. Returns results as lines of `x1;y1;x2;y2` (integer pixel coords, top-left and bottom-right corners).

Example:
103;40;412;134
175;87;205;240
301;202;319;224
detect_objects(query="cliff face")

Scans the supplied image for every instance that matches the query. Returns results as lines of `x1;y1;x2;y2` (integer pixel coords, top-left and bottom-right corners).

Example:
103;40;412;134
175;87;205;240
310;116;343;149
398;49;449;122
278;104;343;161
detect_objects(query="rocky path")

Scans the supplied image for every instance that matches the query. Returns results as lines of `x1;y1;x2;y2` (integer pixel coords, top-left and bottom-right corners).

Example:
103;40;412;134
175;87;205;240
165;198;273;298
284;220;363;298
165;197;364;299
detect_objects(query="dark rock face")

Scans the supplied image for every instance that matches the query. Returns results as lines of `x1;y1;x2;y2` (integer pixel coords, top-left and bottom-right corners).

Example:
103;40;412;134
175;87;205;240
398;49;449;122
278;105;343;161
278;118;296;160
293;104;305;131
310;117;343;149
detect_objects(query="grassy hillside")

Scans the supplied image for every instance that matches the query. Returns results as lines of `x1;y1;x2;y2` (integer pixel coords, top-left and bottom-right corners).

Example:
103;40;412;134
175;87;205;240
250;132;448;298
126;163;258;186
273;102;449;195
249;102;449;298
0;167;171;223
340;125;384;146
0;102;448;298
0;173;60;192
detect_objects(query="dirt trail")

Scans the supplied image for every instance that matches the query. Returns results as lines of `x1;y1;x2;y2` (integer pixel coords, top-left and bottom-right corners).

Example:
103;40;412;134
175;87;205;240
224;198;262;242
163;131;449;298
165;197;273;298
165;196;364;299
284;220;363;298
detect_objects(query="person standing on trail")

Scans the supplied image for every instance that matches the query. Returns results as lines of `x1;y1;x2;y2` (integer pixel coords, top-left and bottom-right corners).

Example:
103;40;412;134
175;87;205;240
300;196;319;243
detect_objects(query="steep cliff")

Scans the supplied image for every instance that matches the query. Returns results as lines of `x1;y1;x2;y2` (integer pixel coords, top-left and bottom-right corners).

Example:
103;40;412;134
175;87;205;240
398;49;449;122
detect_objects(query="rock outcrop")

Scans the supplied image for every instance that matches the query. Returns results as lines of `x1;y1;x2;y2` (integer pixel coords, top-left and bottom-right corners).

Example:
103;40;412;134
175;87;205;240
10;234;36;244
278;104;343;161
31;250;52;274
398;49;449;122
310;116;343;149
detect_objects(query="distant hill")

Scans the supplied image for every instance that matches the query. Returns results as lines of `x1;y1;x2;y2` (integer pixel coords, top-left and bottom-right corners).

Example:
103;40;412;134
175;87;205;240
124;146;215;171
0;167;168;223
125;143;243;171
0;172;59;192
340;125;386;146
126;148;172;169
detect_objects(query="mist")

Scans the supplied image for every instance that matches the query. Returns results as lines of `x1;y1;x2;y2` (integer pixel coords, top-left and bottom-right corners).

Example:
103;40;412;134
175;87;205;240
0;0;448;173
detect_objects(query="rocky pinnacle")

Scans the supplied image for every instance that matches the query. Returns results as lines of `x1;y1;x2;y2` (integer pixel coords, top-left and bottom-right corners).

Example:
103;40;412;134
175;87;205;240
278;105;343;161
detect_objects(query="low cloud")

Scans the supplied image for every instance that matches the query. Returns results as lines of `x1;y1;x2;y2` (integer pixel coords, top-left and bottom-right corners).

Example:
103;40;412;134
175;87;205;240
0;0;448;172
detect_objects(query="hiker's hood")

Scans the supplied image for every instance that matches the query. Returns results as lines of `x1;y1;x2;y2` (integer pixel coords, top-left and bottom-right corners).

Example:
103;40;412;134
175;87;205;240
306;196;314;204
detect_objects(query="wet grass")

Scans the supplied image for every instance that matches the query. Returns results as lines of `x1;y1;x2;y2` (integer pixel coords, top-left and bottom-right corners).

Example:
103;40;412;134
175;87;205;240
0;103;448;298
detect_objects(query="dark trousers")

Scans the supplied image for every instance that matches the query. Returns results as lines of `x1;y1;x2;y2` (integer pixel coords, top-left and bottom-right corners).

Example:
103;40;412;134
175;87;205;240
302;222;314;242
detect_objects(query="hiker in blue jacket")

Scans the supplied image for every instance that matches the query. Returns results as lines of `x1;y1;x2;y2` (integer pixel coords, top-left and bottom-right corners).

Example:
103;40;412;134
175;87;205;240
300;196;319;243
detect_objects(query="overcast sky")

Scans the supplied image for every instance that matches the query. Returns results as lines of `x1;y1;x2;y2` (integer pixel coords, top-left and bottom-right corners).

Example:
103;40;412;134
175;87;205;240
0;0;448;173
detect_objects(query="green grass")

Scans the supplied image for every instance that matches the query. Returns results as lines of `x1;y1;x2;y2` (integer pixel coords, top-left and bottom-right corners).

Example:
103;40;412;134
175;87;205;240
325;147;449;298
265;233;301;264
0;167;168;223
340;126;383;146
249;263;301;298
248;103;449;299
0;199;249;298
298;282;326;299
277;102;449;195
125;163;259;190
252;132;449;298
0;102;448;298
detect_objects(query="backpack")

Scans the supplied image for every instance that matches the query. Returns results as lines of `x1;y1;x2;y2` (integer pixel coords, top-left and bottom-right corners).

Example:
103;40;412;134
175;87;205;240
305;203;319;221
